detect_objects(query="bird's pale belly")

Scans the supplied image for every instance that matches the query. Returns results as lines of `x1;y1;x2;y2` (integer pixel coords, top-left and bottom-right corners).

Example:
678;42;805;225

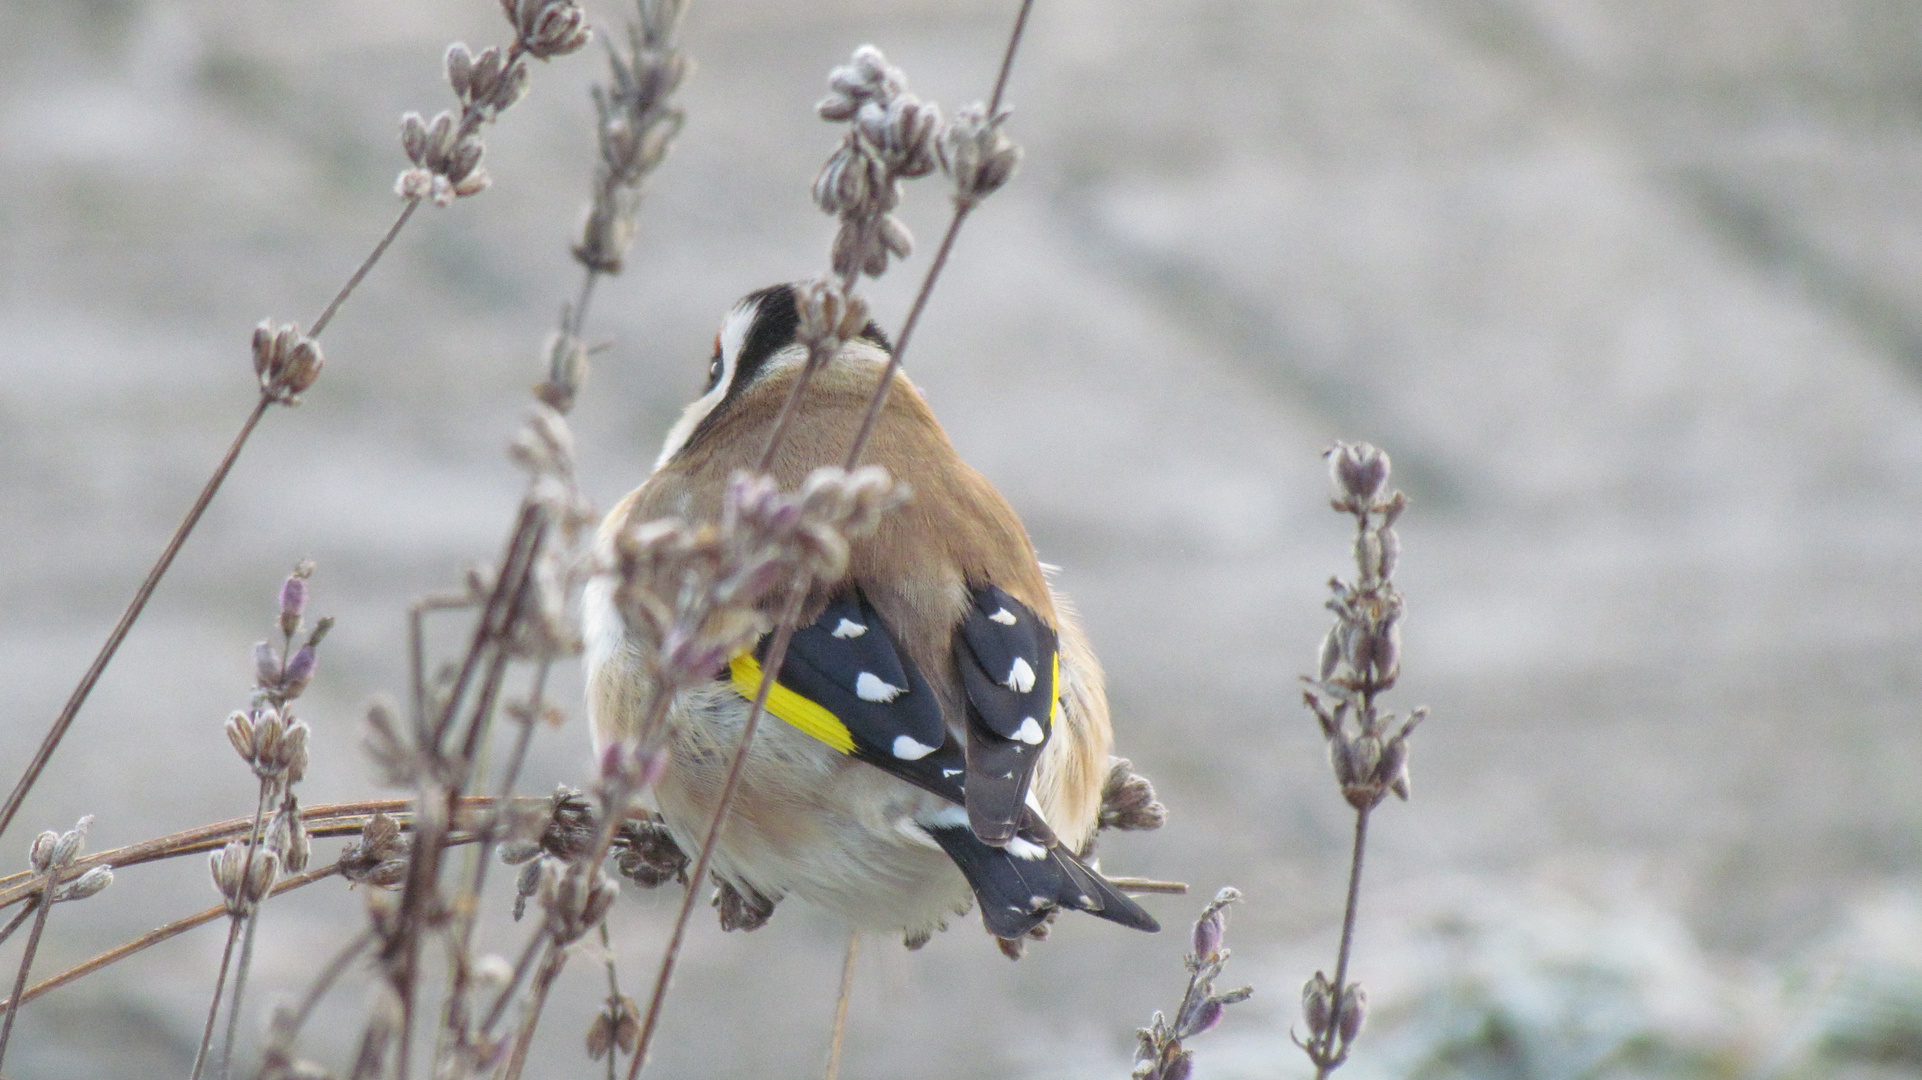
652;682;976;937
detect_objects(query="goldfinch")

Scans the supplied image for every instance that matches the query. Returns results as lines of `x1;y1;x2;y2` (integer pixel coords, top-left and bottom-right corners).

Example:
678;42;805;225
585;283;1158;948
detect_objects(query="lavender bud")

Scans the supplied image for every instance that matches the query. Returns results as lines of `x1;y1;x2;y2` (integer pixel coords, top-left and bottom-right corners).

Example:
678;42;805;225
1377;526;1400;580
255;641;282;687
1335;984;1367;1043
278;574;308;637
251;321;275;380
1192;908;1224;961
226;710;257;764
1317;627;1341;681
400;112;428;165
282;644;318;697
1161;1051;1193;1080
28;831;57;873
56;865;113;902
1181;997;1225;1038
1328;442;1390;504
50;817;91;869
1302;972;1334;1037
446;43;476;99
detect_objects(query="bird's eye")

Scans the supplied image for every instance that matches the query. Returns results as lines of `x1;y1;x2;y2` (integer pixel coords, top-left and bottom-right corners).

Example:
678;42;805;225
706;356;722;388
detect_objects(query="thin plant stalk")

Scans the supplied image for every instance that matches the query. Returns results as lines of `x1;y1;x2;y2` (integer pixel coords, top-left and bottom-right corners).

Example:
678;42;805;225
600;921;626;1080
277;929;375;1047
840;0;1034;469
192;780;274;1080
0;193;428;845
0;901;35;950
500;946;569;1080
626;593;806;1080
824;932;860;1080
1315;809;1370;1078
0;395;269;842
0;874;56;1069
0;864;341;1014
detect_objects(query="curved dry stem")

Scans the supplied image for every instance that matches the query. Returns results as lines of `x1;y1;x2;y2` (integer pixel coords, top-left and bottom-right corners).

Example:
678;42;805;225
0;798;501;909
0;864;342;1015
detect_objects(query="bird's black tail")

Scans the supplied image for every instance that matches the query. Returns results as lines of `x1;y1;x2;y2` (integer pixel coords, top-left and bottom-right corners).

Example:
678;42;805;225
927;824;1160;940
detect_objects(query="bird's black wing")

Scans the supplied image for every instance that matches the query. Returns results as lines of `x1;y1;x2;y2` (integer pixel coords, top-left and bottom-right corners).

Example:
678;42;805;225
952;584;1058;844
728;589;968;803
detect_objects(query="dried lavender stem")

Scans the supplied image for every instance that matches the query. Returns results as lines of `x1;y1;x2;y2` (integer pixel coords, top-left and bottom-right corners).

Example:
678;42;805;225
482;931;555;1035
190;912;245;1080
275;929;374;1048
1315;809;1371;1078
841;204;972;469
566;265;601;340
439;659;554;1048
824;931;860;1080
986;0;1033;115
219;882;266;1079
0;396;272;841
500;945;569;1080
0;900;35;949
601;921;624;1080
219;777;287;1078
310;200;420;338
0;872;55;1069
626;590;807;1080
193;782;273;1080
431;505;544;748
841;0;1033;468
0;865;340;1014
411;594;475;731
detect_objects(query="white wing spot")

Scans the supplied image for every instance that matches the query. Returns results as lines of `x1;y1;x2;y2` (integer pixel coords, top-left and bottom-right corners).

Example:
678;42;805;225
1005;837;1047;860
1013;717;1045;745
941;768;962;778
855;672;903;702
831;618;867;639
1005;656;1036;693
989;607;1017;625
891;735;937;760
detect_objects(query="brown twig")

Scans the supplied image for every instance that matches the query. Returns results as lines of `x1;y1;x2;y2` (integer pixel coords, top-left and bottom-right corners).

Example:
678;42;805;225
0;799;497;908
0;864;342;1014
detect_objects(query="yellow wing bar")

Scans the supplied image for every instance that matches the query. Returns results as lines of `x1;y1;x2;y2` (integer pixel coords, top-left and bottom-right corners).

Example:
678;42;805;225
728;654;857;755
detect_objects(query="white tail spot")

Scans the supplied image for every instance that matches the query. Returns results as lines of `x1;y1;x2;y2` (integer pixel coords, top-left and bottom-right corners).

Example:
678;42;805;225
831;618;867;639
989;607;1017;625
1013;717;1045;745
1006;837;1047;860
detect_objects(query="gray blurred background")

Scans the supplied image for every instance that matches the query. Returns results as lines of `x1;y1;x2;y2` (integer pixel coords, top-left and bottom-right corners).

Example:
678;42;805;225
4;0;1922;1076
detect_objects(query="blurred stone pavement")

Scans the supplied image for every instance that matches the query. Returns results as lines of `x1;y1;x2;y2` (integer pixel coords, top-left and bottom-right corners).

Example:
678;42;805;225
3;0;1921;1076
